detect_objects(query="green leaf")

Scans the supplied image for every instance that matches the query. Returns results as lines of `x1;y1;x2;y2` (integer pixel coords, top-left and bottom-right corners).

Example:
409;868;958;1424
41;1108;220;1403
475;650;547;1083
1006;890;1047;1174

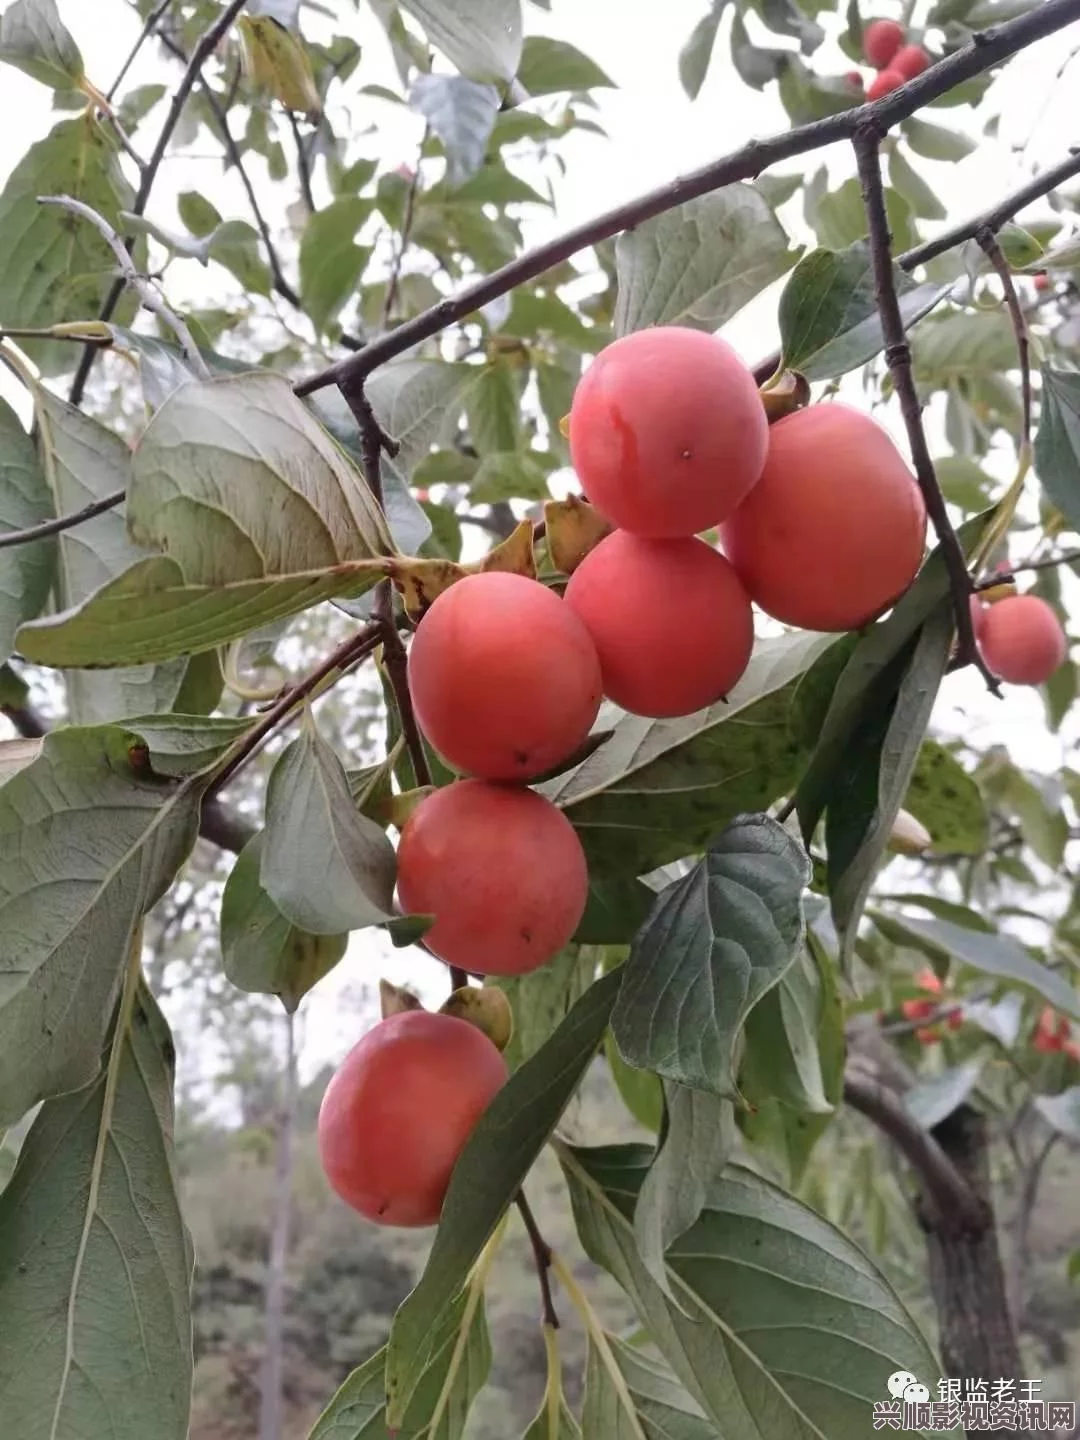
778;239;949;379
901;116;977;162
35;388;190;722
309;1290;491;1439
0;396;53;664
1035;368;1080;535
113;712;251;776
0;726;201;1126
1033;1086;1080;1142
221;831;348;1012
827;605;953;967
496;947;597;1071
903;739;987;855
177;188;222;237
299;197;373;332
614;186;797;336
0;986;190;1439
612;815;810;1095
913;309;1018;384
805;174;916;254
0;0;83;90
981;755;1068;867
634;1084;736;1297
517;34;613;95
605;1029;663;1132
117;81;166;131
500;290;598;348
0;116;141;375
16;553;386;667
261;715;395;935
731;9;787;90
469;450;553;502
935;455;996;511
905;1061;983;1129
883;914;1080;1021
386;968;622;1426
524;1386;582;1440
464;360;521;454
996;221;1044;270
742;939;835;1114
582;1333;716;1439
678;5;725;98
410;73;500;186
128;372;394;585
888;147;946;220
398;0;523;83
751;0;824;52
364;359;475;479
544;630;841;877
560;1144;946;1438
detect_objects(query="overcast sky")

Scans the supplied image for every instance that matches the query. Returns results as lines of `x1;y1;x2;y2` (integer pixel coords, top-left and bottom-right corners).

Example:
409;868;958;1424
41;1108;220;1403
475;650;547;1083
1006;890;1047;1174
2;0;1078;1085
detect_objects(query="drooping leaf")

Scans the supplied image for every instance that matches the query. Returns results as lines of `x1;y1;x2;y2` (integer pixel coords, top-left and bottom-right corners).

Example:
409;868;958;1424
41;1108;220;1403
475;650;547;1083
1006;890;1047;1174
742;938;835;1115
543;629;840;876
611;815;810;1095
260;714;396;935
0;0;83;91
0;987;191;1440
827;605;954;966
410;73;500;186
128;372;394;586
16;553;387;668
298;196;373;333
516;35;613;95
634;1083;736;1297
237;13;320;112
1033;1087;1080;1142
614;186;797;336
581;1335;717;1440
905;1061;984;1129
0;727;200;1126
877;913;1080;1021
309;1288;490;1439
0;396;53;664
221;831;349;1012
678;4;726;98
386;968;621;1427
778;239;949;380
399;0;523;84
560;1144;945;1439
496;946;597;1070
0;116;141;374
1035;368;1080;536
35;388;189;722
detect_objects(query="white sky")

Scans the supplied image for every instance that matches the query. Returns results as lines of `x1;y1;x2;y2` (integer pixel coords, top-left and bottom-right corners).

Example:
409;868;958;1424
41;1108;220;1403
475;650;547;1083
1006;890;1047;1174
2;0;1079;1084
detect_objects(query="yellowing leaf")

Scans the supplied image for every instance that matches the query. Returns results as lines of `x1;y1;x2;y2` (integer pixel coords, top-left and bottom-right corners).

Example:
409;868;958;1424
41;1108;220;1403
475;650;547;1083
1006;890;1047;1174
238;14;320;114
544;496;612;574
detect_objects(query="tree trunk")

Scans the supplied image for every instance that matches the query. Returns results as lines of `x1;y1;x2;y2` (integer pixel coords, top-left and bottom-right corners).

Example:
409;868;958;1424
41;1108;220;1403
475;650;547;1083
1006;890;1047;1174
258;1009;298;1440
915;1105;1024;1440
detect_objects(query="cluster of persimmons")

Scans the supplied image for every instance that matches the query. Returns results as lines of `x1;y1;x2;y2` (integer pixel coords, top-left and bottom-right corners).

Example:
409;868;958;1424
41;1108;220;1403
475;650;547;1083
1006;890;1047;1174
317;325;1067;1228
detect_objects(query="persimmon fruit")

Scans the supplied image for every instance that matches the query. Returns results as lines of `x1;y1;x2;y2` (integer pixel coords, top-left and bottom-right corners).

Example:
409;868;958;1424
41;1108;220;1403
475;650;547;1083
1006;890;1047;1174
862;17;904;67
396;779;588;977
565;531;753;716
866;67;904;100
568;326;768;538
720;403;927;631
318;1009;507;1227
892;43;930;79
407;571;602;781
978;594;1066;685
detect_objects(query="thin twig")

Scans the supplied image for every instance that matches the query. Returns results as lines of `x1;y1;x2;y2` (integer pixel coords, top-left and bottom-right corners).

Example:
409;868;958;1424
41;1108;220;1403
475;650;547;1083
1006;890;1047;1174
843;1064;987;1229
0;489;125;550
294;0;1080;399
977;226;1032;455
288;111;316;216
69;0;248;406
381;132;427;331
516;1192;559;1328
39;196;211;377
981;548;1080;584
108;0;175;100
205;621;383;800
100;111;147;172
851;126;1001;696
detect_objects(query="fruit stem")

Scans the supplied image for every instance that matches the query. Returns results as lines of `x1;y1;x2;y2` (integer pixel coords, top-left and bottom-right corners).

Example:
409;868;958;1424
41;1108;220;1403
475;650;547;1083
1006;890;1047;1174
516;1190;560;1329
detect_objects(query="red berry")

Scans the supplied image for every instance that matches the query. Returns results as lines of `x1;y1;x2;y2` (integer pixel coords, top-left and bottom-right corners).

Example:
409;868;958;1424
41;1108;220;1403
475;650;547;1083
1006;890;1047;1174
396;779;588;978
862;18;905;68
407;572;601;781
845;70;865;88
979;594;1067;686
318;1010;507;1227
892;44;930;80
564;532;753;717
915;967;943;995
1034;273;1050;293
569;327;768;538
866;67;904;101
902;998;935;1021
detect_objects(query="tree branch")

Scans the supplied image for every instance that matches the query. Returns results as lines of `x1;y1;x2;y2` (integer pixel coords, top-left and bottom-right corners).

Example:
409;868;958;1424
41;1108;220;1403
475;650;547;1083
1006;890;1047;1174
516;1191;559;1328
40;195;210;376
852;125;1001;695
108;0;175;101
843;1063;987;1229
69;0;248;406
977;226;1032;457
288;111;316;216
0;488;125;550
293;0;1080;400
381;133;426;331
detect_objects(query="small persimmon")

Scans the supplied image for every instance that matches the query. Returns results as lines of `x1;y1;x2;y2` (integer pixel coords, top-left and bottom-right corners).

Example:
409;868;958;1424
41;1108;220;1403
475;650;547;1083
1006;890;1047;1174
979;594;1067;686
